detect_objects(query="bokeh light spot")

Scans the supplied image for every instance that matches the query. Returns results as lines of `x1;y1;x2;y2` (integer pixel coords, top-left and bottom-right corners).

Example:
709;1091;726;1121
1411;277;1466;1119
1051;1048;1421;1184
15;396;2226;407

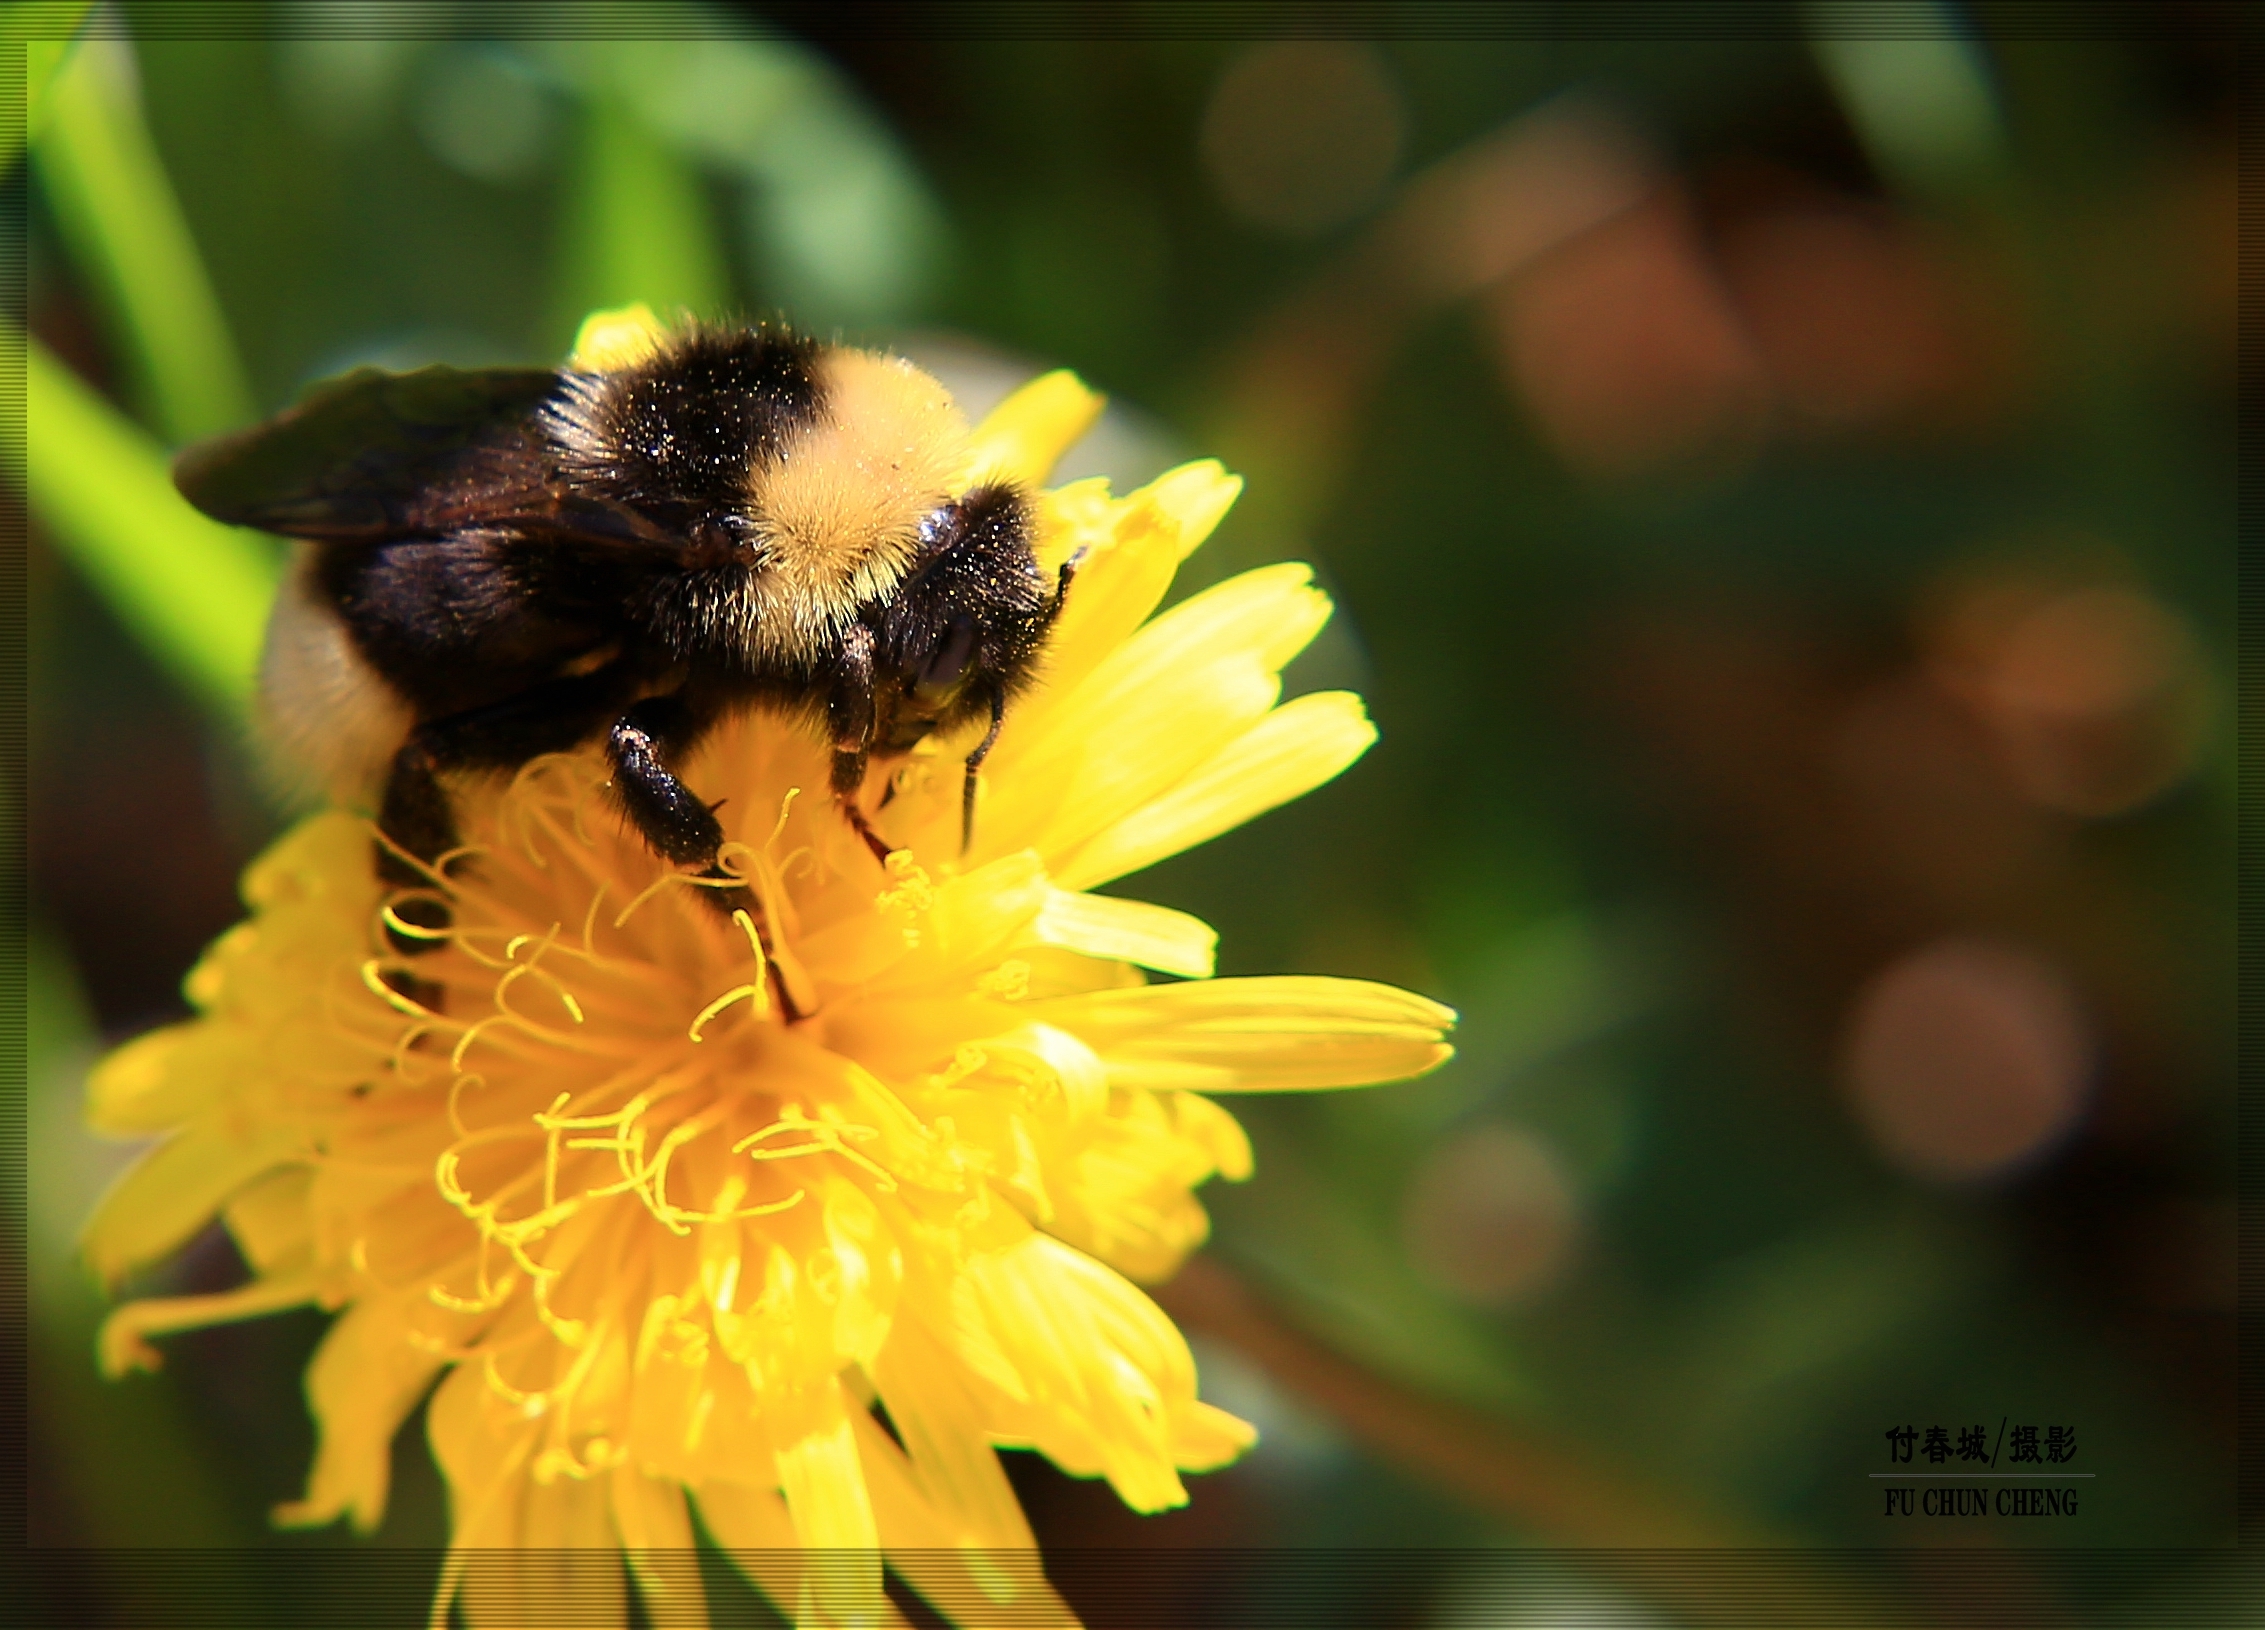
411;46;558;186
1927;576;2210;817
1199;42;1407;237
1717;206;1958;428
1401;1123;1579;1308
1488;193;1770;480
1841;937;2092;1183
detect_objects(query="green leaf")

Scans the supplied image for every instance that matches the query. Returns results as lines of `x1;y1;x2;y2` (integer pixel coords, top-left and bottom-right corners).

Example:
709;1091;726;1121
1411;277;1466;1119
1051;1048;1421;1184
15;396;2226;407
25;336;279;724
32;35;257;445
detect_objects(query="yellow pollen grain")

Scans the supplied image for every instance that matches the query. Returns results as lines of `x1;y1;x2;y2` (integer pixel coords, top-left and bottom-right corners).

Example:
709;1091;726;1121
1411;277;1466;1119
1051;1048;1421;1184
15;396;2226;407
978;960;1031;1000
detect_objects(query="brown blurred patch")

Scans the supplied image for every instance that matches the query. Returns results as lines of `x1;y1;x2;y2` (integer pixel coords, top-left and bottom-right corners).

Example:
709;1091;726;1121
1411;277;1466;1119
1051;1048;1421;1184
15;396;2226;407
1486;189;1771;481
29;539;256;1037
1579;589;2229;1448
1198;42;1407;238
1826;672;2063;917
2061;131;2237;382
1210;97;1656;528
1716;206;1959;428
1705;165;2032;438
1921;567;2211;819
1839;936;2093;1184
1400;1123;1581;1307
2116;1196;2235;1316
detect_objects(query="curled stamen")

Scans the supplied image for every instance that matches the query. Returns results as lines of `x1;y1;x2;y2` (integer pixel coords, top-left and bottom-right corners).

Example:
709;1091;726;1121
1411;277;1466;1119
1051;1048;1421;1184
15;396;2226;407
732;1112;899;1192
689;984;766;1041
493;931;587;1026
386;1022;440;1085
579;886;608;959
765;786;803;850
361;960;447;1021
380;897;457;945
449;1016;514;1073
611;867;705;932
719;841;816;1015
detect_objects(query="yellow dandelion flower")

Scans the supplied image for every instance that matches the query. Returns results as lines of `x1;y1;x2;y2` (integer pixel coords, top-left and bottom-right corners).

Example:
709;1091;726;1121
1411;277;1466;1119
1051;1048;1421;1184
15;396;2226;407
82;317;1454;1630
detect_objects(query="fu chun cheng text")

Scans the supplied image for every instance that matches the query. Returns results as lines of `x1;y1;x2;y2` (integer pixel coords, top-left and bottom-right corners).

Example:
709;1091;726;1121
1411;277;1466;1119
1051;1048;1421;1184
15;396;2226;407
1882;1485;2082;1517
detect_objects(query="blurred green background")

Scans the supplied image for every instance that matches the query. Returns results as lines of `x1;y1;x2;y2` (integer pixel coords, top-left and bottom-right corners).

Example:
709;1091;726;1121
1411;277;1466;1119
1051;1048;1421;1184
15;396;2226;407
15;7;2240;1627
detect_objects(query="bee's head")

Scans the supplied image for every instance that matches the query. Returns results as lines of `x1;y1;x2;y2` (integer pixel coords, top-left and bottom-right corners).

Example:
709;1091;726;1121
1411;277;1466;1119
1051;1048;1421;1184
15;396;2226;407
867;485;1059;752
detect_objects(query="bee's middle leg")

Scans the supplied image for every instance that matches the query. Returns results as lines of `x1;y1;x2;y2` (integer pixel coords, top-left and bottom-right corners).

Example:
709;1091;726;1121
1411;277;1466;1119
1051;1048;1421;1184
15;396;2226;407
378;670;634;960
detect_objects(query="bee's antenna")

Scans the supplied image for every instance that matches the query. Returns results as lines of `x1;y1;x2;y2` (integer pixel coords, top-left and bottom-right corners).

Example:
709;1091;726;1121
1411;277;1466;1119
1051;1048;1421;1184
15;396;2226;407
1051;546;1089;618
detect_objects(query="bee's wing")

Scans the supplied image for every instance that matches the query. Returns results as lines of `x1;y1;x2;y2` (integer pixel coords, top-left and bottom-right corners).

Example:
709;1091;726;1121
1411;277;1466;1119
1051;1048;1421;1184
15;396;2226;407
173;365;576;540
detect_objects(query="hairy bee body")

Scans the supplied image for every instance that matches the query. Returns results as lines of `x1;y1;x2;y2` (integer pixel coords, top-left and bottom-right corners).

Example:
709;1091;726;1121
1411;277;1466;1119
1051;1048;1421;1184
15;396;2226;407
177;322;1073;1010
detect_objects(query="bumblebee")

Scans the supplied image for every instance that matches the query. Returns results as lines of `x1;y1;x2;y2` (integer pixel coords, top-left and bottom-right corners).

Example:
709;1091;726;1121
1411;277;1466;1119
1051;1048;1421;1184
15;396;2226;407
175;321;1074;1005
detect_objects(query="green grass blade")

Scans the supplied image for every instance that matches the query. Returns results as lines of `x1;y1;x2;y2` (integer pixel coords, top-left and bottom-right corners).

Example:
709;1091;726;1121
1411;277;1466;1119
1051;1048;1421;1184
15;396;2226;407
26;336;278;724
6;2;98;167
33;36;256;445
551;87;730;345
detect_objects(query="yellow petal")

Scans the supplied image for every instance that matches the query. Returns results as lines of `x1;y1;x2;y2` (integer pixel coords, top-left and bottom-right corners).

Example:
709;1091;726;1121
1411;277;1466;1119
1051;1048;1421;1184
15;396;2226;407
801;850;1048;989
84;1022;216;1135
1012;660;1281;862
1031;889;1216;979
1028;975;1456;1094
98;1262;328;1377
222;1165;314;1274
1038;561;1319;747
1053;691;1378;890
848;1402;1082;1627
462;1478;624;1628
773;1382;884;1623
610;1465;709;1630
964;368;1105;488
1014;460;1246;707
1172;1398;1260;1470
980;1023;1111;1124
1143;561;1335;673
81;1121;303;1286
1177;1090;1254;1181
1142;459;1246;564
990;565;1333;859
274;1288;448;1532
691;1479;811;1625
872;1314;1042;1552
950;1233;1215;1512
570;302;667;370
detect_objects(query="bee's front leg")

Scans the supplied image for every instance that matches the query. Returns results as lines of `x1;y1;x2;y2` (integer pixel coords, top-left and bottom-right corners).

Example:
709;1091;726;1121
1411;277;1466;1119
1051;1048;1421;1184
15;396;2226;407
606;696;805;1023
825;623;896;867
606;694;728;867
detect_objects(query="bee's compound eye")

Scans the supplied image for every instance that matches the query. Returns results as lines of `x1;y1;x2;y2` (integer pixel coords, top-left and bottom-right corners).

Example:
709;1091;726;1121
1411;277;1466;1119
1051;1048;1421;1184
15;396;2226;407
917;503;962;553
914;616;978;703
